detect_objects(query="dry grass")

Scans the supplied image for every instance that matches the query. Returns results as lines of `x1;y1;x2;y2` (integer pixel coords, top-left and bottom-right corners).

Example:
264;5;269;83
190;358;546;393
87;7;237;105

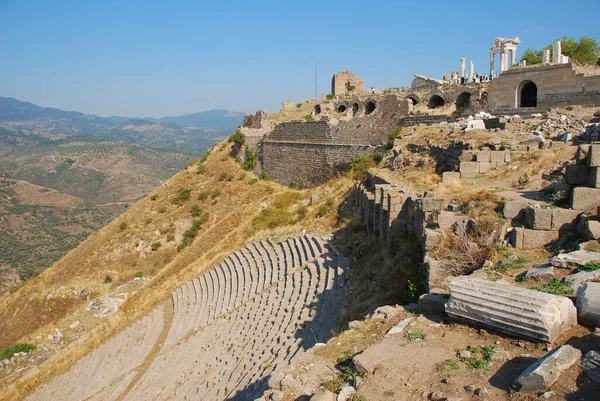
0;142;355;401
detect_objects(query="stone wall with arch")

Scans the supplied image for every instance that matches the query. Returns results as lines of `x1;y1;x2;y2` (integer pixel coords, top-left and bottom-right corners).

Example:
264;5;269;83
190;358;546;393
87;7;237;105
487;63;600;111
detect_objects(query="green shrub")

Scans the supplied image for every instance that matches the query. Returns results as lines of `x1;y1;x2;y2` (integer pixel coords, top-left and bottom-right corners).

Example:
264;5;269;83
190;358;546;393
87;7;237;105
196;164;206;174
197;191;209;201
166;234;175;242
158;206;167;213
349;154;377;181
0;343;35;360
212;188;221;198
405;331;426;341
171;188;192;205
150;194;158;201
248;178;258;185
582;262;600;271
326;94;334;100
386;126;402;149
289;180;297;188
532;279;574;295
191;205;202;217
104;274;112;284
296;103;302;108
198;151;209;163
119;222;128;231
145;217;153;225
228;131;245;148
259;170;270;180
242;148;257;171
373;152;383;164
437;359;460;372
218;172;228;181
151;242;161;251
177;214;209;251
566;106;574;111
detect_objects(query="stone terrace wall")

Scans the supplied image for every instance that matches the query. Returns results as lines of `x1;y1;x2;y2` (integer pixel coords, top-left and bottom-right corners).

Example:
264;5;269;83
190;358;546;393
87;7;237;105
262;142;372;187
261;95;409;187
488;63;600;110
399;115;457;127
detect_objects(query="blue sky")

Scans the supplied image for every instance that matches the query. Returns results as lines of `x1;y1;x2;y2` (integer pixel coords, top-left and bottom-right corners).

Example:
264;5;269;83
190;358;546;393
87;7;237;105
1;0;599;117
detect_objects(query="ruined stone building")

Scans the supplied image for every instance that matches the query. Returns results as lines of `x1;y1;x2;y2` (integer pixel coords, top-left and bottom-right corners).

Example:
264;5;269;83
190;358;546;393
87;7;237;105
331;70;365;97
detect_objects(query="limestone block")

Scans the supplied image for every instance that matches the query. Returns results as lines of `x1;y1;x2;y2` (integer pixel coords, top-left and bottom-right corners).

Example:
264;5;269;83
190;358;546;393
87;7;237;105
581;350;600;384
459;162;479;175
352;338;395;374
490;151;506;163
438;211;459;230
466;120;486;131
460;171;478;179
525;207;552;230
551;250;600;268
571;187;600;212
565;164;590;186
551;208;581;231
476;151;491;162
421;198;445;212
504;200;534;221
512;228;558;249
459;150;476;162
585;220;600;240
514;345;582;393
576;144;591;165
566;270;600;292
445;277;577;342
505;151;512;163
423;228;443;251
517;263;555;281
479;161;491;173
385;317;415;337
442;171;461;183
588;145;600;167
589;167;600;188
576;282;600;327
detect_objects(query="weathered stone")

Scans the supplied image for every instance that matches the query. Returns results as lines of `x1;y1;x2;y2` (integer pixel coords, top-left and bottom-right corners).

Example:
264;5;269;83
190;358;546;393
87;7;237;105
565;270;600;292
581;350;600;384
511;227;558;249
352;338;395;374
459;150;476;162
418;292;448;314
590;167;600;188
517;264;555;281
514;345;581;393
310;389;337;401
466;120;486;132
337;384;355;401
348;320;364;330
476;151;491;162
576;282;600;328
525;207;553;231
69;320;80;330
385;318;415;337
589;145;600;167
551;208;581;231
504;200;535;221
571;187;600;212
551;250;600;268
424;229;443;251
421;198;445;212
576;144;591;165
442;171;461;183
438;211;460;230
490;151;507;163
565;164;590;186
271;391;285;401
479;161;491;173
445;277;577;342
268;372;285;390
459;162;479;177
585;220;600;240
552;180;572;197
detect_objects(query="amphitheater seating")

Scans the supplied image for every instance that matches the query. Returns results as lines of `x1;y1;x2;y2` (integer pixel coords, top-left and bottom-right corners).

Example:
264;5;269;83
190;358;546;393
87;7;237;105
26;235;346;401
26;305;166;401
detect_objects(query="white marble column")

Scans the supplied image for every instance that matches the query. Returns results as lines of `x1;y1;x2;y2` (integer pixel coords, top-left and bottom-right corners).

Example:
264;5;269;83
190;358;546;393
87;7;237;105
542;49;550;64
500;51;507;73
489;52;495;77
552;40;562;63
461;57;466;77
510;48;517;68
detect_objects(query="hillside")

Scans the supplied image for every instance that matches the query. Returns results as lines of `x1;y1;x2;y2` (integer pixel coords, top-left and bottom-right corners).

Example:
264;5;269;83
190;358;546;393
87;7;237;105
106;119;225;153
156;109;246;130
0;178;122;291
0;139;196;204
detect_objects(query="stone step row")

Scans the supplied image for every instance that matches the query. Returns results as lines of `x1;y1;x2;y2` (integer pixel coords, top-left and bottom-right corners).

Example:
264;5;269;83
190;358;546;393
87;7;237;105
26;305;166;401
121;235;346;401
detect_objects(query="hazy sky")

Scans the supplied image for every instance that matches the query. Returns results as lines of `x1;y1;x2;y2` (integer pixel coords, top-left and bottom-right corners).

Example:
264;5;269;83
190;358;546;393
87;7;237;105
1;0;599;117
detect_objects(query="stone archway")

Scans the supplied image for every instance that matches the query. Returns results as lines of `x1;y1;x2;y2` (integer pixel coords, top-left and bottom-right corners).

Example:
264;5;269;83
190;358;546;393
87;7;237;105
519;81;537;108
428;95;445;109
456;92;471;110
406;95;419;105
314;105;321;115
365;101;376;115
352;103;359;115
337;104;347;113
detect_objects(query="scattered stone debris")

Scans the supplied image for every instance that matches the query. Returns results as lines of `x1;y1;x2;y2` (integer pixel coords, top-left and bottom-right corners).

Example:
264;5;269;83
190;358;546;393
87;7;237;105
581;350;600;384
514;345;582;393
576;282;600;327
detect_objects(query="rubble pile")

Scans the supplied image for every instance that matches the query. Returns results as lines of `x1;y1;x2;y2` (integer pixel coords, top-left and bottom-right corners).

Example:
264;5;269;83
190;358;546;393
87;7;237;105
575;123;600;143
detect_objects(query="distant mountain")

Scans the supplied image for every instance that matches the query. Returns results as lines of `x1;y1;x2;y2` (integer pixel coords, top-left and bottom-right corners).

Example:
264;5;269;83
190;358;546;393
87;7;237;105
0;96;130;135
155;109;246;130
107;119;226;153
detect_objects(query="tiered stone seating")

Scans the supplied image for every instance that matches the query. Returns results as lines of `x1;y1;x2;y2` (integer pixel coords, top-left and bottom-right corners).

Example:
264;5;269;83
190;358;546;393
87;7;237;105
26;235;346;401
26;305;166;401
123;235;345;401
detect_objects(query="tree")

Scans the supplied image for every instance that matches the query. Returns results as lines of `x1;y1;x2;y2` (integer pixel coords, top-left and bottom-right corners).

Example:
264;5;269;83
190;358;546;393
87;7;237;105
521;48;543;65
